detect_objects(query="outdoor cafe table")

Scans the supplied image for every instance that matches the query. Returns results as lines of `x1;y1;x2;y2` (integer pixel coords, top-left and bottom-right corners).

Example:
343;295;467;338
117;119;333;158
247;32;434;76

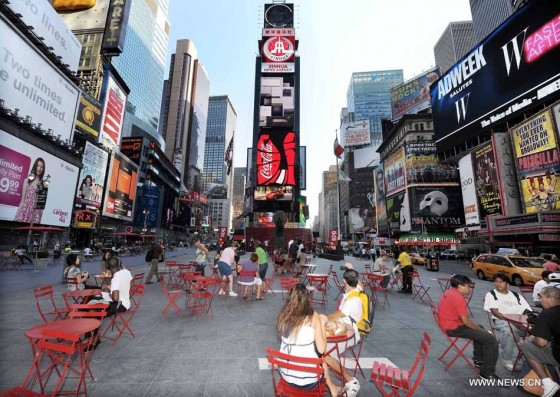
63;289;102;306
326;327;355;383
94;275;112;288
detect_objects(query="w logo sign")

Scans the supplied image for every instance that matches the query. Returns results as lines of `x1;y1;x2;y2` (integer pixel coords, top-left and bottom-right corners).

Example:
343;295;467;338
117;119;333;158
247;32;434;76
501;28;528;76
454;93;470;124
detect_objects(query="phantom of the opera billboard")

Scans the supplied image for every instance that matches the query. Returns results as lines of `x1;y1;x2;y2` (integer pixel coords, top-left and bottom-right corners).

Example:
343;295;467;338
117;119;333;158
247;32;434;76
510;108;560;213
410;186;464;233
430;1;560;149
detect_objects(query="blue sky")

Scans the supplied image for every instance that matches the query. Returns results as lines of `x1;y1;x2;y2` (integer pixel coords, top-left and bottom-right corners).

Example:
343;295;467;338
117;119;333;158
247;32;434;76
166;0;473;222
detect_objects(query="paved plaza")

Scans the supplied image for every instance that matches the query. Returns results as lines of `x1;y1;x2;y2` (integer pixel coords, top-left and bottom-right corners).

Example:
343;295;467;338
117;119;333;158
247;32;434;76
0;249;532;396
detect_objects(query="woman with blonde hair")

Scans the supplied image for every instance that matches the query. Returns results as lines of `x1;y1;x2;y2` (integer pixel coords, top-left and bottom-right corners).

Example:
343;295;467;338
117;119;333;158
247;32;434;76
277;283;339;395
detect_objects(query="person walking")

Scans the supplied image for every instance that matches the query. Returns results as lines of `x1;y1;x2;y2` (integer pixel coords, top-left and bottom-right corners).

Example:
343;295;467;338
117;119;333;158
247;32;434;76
254;240;269;285
145;239;163;284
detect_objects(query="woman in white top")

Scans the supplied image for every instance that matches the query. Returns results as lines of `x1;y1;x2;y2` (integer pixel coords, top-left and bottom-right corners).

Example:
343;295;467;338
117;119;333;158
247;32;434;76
277;283;339;395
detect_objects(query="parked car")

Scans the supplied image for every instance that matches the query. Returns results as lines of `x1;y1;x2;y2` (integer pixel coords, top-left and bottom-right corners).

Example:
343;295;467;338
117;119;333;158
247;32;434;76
539;253;559;262
410;253;425;266
440;249;458;260
471;253;544;286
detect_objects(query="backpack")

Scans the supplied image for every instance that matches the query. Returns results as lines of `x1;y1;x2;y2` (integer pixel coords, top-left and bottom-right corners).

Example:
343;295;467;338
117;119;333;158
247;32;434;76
489;290;521;305
145;250;153;262
346;289;375;336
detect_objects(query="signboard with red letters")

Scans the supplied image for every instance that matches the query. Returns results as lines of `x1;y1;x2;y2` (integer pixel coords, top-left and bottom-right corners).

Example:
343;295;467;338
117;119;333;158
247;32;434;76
329;229;338;250
218;226;227;245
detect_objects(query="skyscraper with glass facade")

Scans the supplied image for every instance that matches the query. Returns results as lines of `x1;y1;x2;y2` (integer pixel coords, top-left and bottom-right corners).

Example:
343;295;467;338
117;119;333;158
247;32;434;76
202;96;237;229
470;0;514;42
434;21;477;74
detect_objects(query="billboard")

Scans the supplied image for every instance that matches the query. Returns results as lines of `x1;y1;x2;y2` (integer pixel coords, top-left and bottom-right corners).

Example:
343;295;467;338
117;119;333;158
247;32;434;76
411;186;464;232
329;229;338;250
256;131;296;186
473;143;502;217
75;141;109;209
207;183;228;200
6;0;82;72
133;185;160;228
101;0;132;56
0;19;80;143
386;191;409;233
56;0;111;30
259;76;295;128
510;108;560;213
262;35;295;63
120;137;143;165
374;165;388;235
492;132;522;216
0;130;79;226
75;92;103;138
458;154;480;226
102;151;138;220
384;147;406;196
254;186;293;201
342;120;371;147
349;208;368;234
430;1;560;148
405;141;458;184
390;67;439;120
99;73;127;149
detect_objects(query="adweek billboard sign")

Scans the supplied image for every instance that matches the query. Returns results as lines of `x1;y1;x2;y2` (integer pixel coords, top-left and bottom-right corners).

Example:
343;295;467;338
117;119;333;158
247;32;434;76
342;120;371;147
510;108;560;213
75;141;109;209
0;19;80;143
431;1;560;149
0;131;79;227
102;151;138;221
458;154;480;226
6;0;82;72
391;67;439;121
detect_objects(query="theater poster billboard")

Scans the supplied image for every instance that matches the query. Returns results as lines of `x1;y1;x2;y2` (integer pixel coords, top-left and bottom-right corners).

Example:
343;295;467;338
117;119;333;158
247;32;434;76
410;186;464;233
75;142;109;209
405;141;458;184
473;143;502;217
384;147;406;196
510;108;560;213
0;131;79;227
430;1;560;149
256;131;296;186
342;120;371;147
386;191;409;233
102;151;138;221
374;165;388;236
458;154;480;225
391;67;439;121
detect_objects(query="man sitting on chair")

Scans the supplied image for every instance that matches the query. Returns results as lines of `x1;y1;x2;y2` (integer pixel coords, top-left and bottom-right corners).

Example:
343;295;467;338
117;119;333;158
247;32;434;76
483;273;532;371
439;274;500;380
93;257;132;317
521;286;560;397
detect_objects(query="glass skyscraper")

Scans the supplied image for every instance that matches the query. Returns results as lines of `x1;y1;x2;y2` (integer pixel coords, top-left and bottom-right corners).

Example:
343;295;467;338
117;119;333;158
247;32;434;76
434;21;477;74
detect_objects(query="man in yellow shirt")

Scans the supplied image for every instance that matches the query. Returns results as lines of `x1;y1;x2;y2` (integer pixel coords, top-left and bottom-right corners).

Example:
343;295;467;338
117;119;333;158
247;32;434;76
397;251;413;294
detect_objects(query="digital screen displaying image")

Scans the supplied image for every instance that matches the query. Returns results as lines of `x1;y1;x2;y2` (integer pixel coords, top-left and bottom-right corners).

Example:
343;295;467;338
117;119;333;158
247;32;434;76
75;141;109;209
254;186;293;201
259;76;295;128
410;186;464;232
102;151;138;220
256;131;296;186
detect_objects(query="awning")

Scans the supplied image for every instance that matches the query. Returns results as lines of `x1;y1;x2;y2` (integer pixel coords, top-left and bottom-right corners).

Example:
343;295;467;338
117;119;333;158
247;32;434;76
15;226;64;231
395;234;460;246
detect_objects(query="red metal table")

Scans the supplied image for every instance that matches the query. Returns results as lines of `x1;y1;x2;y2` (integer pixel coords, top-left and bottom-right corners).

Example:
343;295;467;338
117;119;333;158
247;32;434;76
63;289;102;306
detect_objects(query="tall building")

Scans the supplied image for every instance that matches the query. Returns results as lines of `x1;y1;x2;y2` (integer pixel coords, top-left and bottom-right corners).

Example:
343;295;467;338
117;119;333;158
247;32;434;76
434;21;477;74
469;0;514;42
231;167;246;229
319;166;338;240
203;96;237;229
161;39;210;193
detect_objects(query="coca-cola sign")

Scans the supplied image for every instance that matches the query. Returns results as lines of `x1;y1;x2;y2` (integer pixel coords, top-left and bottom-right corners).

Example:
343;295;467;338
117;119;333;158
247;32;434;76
256;131;296;186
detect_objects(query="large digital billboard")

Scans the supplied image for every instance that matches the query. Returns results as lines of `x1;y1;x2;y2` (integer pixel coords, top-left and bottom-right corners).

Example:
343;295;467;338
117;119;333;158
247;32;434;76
458;154;480;226
256;131;296;186
411;186;464;232
75;141;109;209
510;108;560;213
384;147;406;196
254;186;293;201
391;67;439;121
0;131;79;227
102;151;138;220
430;1;560;148
261;26;295;73
259;76;295;128
374;165;388;235
99;73;127;149
341;120;371;147
133;185;160;228
0;19;80;143
405;141;458;184
473;143;502;217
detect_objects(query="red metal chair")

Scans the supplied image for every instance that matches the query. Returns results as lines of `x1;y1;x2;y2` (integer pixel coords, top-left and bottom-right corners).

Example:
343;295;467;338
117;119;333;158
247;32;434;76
160;277;184;316
370;332;431;397
466;282;475;316
101;285;144;346
280;277;300;303
411;283;433;304
186;277;218;318
266;347;327;397
34;285;67;323
3;329;83;397
331;271;345;301
366;273;390;308
429;304;478;375
131;272;145;286
307;274;329;309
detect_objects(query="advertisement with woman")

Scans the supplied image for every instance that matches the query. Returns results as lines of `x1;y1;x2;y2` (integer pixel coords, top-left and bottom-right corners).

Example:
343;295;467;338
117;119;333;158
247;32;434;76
0;131;79;226
102;152;138;221
75;142;109;208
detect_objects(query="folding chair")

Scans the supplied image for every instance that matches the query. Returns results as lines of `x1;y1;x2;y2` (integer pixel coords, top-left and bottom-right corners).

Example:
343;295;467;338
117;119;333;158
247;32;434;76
411;283;433;304
131;272;145;286
370;332;431;397
262;271;277;295
307;274;329;309
389;271;402;291
34;285;67;323
186;277;218;318
237;270;256;299
101;285;144;346
3;329;83;397
367;273;390;308
280;277;300;303
429;304;478;375
507;319;529;373
466;282;475;316
160;277;184;316
266;347;327;397
331;271;345;301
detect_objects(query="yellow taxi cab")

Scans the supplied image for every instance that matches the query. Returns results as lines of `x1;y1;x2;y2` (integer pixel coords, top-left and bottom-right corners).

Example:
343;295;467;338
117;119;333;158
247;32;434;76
410;253;426;266
471;252;544;286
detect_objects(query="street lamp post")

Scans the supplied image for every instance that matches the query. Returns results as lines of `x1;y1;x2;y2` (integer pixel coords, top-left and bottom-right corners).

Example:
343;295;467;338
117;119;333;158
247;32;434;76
26;173;50;249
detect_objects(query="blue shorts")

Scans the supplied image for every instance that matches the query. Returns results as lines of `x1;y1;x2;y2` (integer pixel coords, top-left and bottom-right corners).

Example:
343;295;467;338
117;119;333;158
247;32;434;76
218;261;233;277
